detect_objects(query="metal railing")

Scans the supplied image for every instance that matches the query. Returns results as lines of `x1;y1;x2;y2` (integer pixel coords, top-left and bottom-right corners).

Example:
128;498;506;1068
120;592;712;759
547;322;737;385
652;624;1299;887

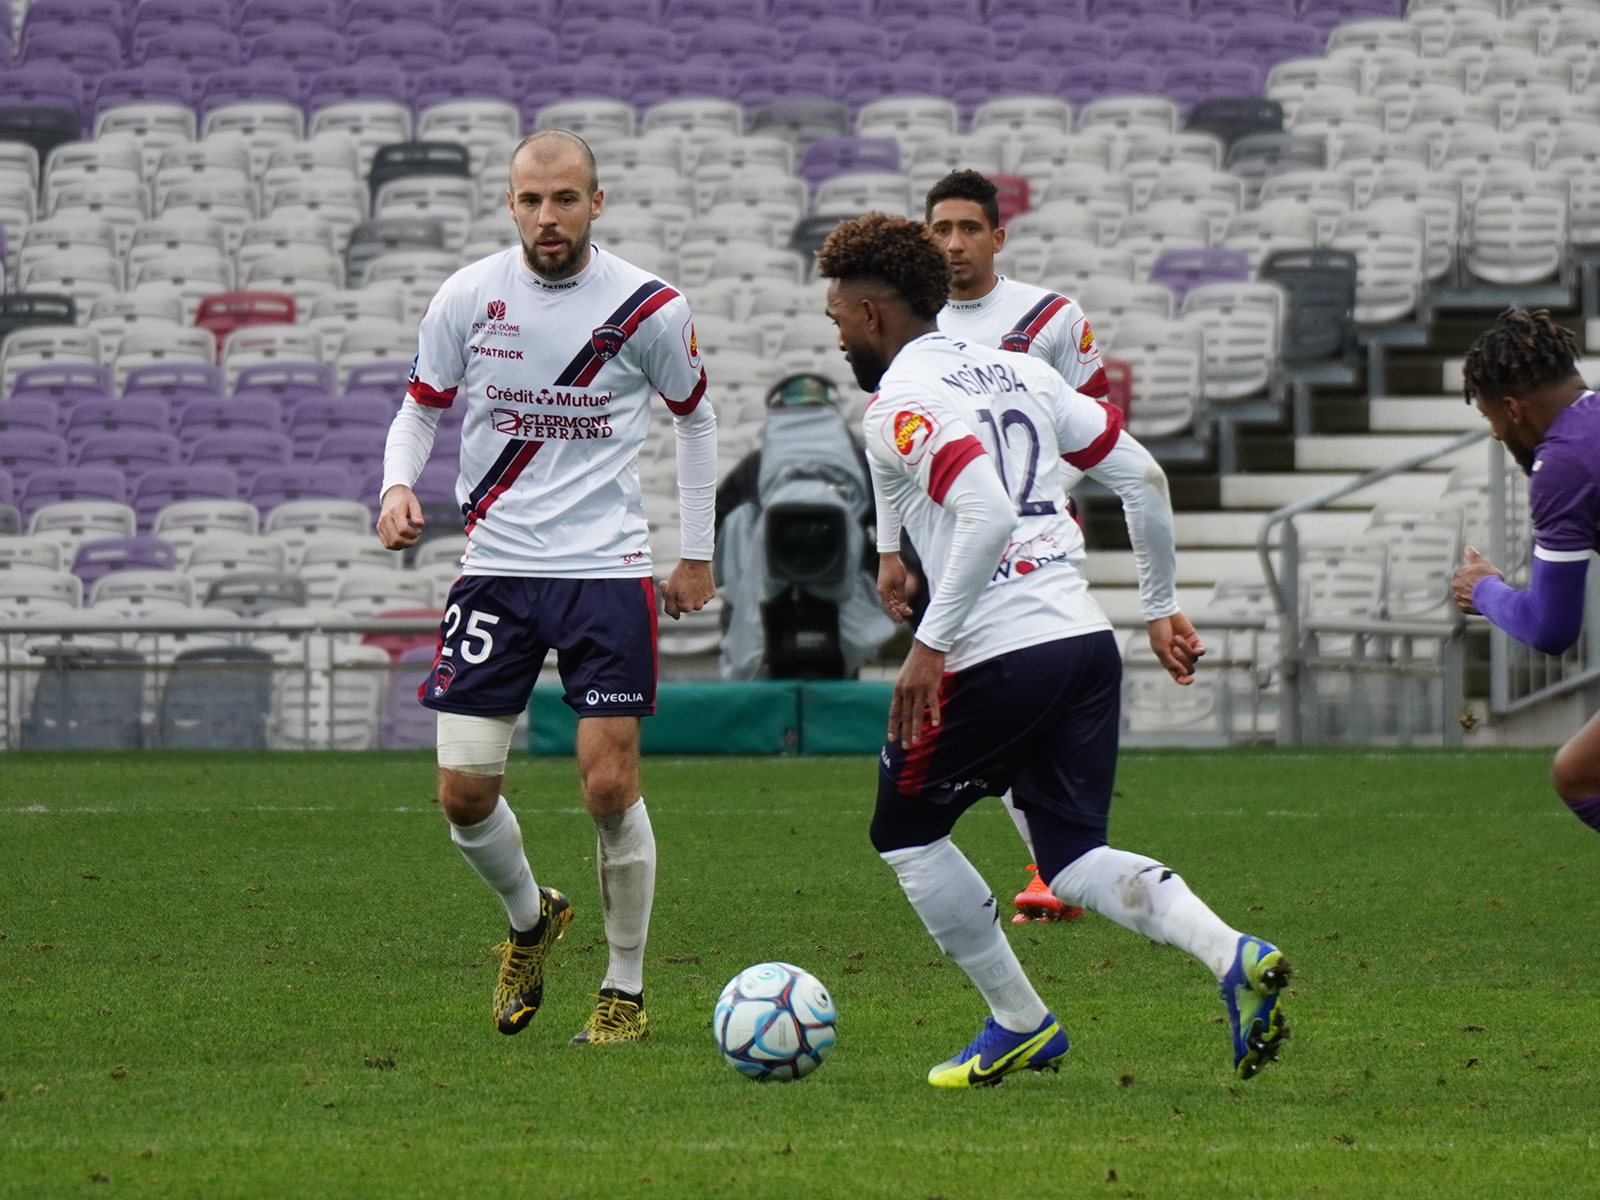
1256;428;1489;745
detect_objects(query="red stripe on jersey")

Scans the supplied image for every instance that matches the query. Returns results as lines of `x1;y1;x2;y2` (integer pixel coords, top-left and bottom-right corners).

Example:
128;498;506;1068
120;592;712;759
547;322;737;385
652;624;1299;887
408;378;457;408
927;435;986;504
1022;296;1069;343
1075;365;1109;399
464;440;541;535
663;369;707;416
1062;401;1124;471
896;671;955;797
572;286;683;387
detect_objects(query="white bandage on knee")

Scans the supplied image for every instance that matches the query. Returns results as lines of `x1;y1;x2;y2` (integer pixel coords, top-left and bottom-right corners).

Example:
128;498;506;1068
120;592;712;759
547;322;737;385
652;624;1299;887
436;712;518;777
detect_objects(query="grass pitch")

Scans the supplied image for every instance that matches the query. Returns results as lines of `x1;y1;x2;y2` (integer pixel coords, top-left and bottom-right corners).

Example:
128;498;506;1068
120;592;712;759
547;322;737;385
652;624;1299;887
2;748;1598;1199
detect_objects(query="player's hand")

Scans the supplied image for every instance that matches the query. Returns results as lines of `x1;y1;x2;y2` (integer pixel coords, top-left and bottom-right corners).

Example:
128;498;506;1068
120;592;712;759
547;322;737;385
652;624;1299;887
889;638;945;749
1147;611;1205;685
663;558;714;619
377;484;424;550
1452;546;1501;615
877;552;916;621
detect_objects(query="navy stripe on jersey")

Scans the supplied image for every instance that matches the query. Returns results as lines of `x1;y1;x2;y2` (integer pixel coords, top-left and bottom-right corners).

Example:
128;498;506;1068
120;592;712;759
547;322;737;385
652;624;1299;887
552;280;675;388
465;438;536;515
1009;293;1065;336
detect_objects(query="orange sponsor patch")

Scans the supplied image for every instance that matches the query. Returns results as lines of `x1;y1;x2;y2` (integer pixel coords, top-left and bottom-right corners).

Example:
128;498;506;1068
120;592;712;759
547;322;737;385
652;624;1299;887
893;410;928;455
1079;324;1095;355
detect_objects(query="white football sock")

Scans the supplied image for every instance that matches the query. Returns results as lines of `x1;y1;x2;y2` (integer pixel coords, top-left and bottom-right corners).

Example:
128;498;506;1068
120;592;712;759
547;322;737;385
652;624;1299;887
596;798;656;996
882;837;1050;1034
1048;846;1241;980
999;791;1036;858
449;797;542;932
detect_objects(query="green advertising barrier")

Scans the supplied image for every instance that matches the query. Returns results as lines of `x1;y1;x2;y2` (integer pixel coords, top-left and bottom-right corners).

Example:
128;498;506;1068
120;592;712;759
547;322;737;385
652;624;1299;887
528;680;894;756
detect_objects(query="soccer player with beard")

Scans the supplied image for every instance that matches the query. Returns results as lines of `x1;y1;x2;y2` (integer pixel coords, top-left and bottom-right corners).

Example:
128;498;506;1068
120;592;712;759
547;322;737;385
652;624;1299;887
1452;308;1600;835
377;129;717;1045
821;214;1290;1087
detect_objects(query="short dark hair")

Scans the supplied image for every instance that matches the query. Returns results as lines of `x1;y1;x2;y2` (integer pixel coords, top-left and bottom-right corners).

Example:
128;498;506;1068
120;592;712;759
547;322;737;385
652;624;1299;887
815;213;951;321
924;169;1000;229
510;128;598;193
1462;308;1580;404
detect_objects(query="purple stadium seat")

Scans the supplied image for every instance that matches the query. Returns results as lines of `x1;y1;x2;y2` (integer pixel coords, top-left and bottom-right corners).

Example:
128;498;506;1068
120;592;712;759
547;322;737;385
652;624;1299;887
949;64;1065;122
132;465;242;527
770;0;871;31
64;399;172;444
447;0;556;22
314;427;388;474
662;0;764;25
240;0;344;35
987;0;1089;29
75;430;184;475
20;26;123;75
345;360;411;397
410;456;458;504
140;28;243;71
189;431;294;482
72;536;179;587
233;362;338;402
877;0;981;22
21;467;128;519
800;136;900;188
1008;19;1118;66
134;0;237;31
791;22;892;72
176;399;286;452
0;432;70;480
1163;60;1268;113
1149;246;1251;306
450;14;541;43
559;0;660;21
11;364;113;407
0;470;13;509
352;23;456;72
675;20;783;71
1088;0;1188;29
246;26;347;72
842;63;947;111
1297;0;1403;36
412;64;517;111
897;20;995;66
0;399;63;436
305;64;413;110
737;63;839;108
632;61;734;110
122;363;226;403
200;65;305;113
1218;18;1324;66
1120;20;1219;65
345;0;445;31
1058;59;1166;109
0;67;83;113
95;67;197;113
1193;0;1296;20
23;0;126;39
249;464;360;509
287;395;395;459
571;21;676;71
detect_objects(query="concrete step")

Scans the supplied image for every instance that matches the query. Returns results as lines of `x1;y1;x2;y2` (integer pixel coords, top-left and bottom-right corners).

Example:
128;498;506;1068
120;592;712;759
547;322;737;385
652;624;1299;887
1368;396;1482;433
1172;509;1370;547
1445;355;1600;394
1085;549;1264;587
1094;585;1222;625
1293;434;1482;472
1219;472;1451;510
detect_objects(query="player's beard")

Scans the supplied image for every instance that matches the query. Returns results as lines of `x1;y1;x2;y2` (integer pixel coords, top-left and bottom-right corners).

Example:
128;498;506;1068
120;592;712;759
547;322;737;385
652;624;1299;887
1505;432;1539;474
522;215;592;280
843;341;887;392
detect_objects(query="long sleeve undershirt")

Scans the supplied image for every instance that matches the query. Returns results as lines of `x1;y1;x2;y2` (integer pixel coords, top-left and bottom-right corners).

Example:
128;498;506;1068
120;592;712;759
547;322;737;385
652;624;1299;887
380;397;440;499
1084;431;1181;623
913;457;1018;653
1473;554;1589;656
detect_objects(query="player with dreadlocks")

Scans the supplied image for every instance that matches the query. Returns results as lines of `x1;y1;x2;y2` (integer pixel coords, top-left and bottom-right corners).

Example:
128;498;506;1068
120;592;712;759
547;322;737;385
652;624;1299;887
820;213;1290;1088
1453;308;1600;833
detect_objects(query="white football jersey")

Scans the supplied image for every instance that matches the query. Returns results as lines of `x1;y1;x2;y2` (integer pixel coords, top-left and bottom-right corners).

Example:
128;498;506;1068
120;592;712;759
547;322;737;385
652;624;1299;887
864;332;1123;672
937;276;1108;401
408;244;706;577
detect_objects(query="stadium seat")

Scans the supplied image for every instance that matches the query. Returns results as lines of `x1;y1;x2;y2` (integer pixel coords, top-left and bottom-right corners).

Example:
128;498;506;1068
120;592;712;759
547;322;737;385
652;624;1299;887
1098;315;1202;440
1258;247;1357;363
813;172;913;219
190;431;295;483
1465;176;1569;286
21;644;144;749
152;498;261;561
133;467;243;530
23;479;132;534
157;645;275;749
1258;171;1357;244
175;399;286;455
1181;280;1285;401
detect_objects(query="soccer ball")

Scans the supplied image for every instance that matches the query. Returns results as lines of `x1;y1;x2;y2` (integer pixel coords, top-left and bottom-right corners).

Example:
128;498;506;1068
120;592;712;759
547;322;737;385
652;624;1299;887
713;962;836;1082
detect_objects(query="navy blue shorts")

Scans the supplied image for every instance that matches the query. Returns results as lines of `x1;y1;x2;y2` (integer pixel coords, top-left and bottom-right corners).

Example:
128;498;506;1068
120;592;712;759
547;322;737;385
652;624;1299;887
420;575;658;719
870;631;1121;855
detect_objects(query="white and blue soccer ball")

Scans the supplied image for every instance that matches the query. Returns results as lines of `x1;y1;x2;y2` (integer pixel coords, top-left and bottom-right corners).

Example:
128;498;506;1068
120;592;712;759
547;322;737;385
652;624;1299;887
713;962;836;1082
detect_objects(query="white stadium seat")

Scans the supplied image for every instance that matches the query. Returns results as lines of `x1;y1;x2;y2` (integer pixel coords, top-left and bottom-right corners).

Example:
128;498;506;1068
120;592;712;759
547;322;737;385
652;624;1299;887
1097;315;1201;440
813;171;913;219
1180;281;1285;402
1330;209;1427;324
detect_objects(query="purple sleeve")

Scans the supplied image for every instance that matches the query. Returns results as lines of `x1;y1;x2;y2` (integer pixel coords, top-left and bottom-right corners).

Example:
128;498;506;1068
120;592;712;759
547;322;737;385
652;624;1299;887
1473;555;1589;656
1530;440;1600;556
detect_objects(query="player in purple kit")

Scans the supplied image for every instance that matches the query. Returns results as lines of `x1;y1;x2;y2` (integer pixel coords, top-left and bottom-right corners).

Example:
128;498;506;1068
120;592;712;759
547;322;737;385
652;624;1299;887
1452;309;1600;832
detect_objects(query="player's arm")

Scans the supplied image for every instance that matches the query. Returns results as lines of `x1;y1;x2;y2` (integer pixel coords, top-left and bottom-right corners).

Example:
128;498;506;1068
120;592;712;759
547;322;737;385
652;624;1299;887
1044;298;1110;401
874;482;913;621
641;305;716;618
378;293;465;549
1053;382;1201;683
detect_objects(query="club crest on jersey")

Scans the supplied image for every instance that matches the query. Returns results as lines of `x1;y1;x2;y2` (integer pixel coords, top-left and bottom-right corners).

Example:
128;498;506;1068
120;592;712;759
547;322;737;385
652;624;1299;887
890;405;938;464
1000;331;1033;352
487;299;506;321
591;323;628;361
429;661;456;698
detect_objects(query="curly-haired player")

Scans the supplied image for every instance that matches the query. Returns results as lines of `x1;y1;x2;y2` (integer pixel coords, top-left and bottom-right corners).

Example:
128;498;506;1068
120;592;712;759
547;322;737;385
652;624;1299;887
1452;308;1600;832
819;214;1290;1088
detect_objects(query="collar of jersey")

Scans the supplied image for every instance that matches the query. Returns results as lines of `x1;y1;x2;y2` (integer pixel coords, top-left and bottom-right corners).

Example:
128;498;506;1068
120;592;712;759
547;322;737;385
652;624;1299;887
944;276;1007;312
516;243;599;292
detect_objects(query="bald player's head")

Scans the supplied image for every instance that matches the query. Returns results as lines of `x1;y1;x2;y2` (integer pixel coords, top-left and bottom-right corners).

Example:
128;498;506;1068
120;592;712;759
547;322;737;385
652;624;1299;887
509;128;598;194
507;128;603;280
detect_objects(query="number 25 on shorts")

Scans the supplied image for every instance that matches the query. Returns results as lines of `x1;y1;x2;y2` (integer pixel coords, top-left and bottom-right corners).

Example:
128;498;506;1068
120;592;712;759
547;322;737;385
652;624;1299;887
441;605;500;664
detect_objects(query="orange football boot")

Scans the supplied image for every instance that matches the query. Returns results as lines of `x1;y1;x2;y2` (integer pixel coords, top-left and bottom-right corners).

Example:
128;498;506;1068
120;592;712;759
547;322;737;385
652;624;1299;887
1012;864;1083;923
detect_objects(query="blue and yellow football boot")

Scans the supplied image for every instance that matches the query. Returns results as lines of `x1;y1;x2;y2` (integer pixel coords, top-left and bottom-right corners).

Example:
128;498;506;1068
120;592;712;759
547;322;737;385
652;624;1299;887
492;886;571;1035
927;1014;1069;1088
1221;935;1291;1079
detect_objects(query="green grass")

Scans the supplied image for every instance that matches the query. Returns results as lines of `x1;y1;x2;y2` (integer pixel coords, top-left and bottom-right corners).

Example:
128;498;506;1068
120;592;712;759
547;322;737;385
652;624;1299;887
1;749;1598;1199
